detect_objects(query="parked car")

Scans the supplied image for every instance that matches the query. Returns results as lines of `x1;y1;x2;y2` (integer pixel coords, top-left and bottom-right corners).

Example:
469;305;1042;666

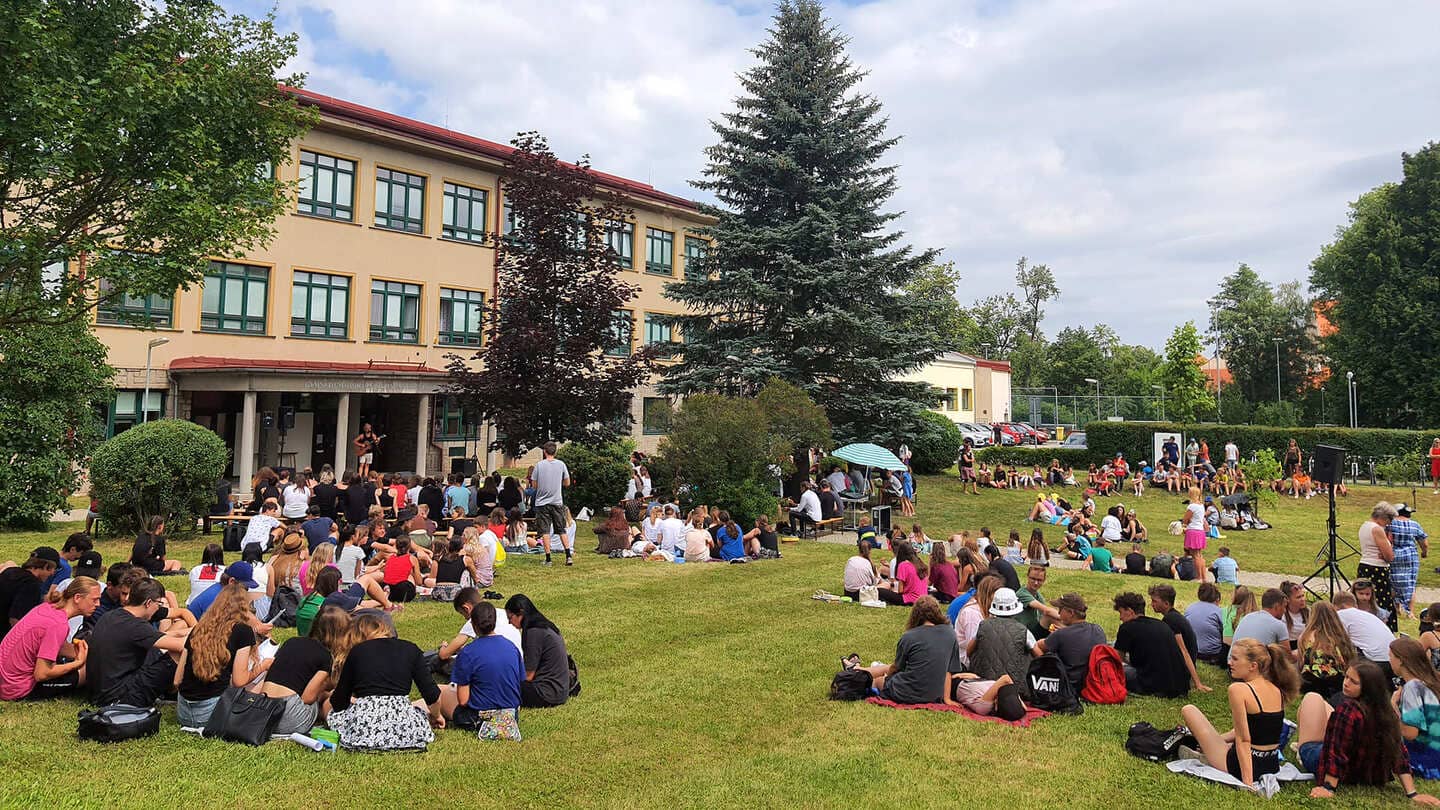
1016;422;1050;443
990;423;1025;446
1062;431;1087;449
1002;422;1041;445
957;423;992;447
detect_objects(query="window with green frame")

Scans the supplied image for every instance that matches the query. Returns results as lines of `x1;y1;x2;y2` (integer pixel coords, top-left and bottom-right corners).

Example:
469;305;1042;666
501;198;528;246
290;271;349;339
106;390;164;437
646;227;674;275
683;235;709;279
643;313;672;345
641;397;672;435
434;396;476;440
439;287;485;346
95;278;173;328
375;167;426;233
605;310;633;356
297;150;355;221
201;261;269;333
606;220;634;268
442;182;488;243
370;280;421;343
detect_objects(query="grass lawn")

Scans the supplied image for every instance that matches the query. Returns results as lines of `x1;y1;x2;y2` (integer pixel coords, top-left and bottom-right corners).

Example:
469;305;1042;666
1;476;1435;808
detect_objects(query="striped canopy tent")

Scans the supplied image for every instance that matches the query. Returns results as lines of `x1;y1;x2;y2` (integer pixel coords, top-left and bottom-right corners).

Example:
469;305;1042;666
831;443;907;472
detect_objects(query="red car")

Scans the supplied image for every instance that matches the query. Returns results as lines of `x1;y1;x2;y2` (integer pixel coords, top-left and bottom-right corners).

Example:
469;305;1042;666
991;423;1026;446
1016;422;1050;443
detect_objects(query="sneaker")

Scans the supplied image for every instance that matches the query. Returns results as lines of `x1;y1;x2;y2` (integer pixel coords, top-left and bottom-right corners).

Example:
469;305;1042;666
542;559;552;567
565;556;573;566
1177;744;1202;762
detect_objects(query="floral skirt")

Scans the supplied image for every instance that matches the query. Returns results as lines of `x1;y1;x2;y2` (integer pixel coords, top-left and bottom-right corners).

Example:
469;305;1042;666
328;694;435;752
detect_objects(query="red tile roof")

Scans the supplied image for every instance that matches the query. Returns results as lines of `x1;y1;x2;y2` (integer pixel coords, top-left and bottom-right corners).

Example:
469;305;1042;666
280;86;702;213
169;356;445;375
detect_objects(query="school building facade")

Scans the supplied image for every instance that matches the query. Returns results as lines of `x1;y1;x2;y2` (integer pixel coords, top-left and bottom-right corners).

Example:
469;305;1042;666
95;87;713;487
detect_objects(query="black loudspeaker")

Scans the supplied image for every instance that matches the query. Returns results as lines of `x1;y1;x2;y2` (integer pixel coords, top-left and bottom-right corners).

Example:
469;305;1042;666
261;411;275;429
450;458;479;476
279;405;296;432
1313;444;1346;485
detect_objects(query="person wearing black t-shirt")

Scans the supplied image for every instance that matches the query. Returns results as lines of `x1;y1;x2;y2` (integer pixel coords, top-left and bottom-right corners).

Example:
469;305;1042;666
176;582;260;728
1112;591;1191;698
328;613;443;750
1124;544;1148;576
86;578;188;706
984;545;1021;591
0;550;59;638
1149;584;1210;694
212;477;233;516
259;605;344;735
504;594;572;708
341;473;376;526
311;473;341;521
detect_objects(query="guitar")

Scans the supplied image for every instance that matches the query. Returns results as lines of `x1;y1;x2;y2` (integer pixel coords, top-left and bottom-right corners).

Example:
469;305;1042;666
356;433;387;454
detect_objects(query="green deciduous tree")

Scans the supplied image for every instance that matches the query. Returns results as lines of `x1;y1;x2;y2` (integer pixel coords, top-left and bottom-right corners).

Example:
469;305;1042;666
1161;322;1211;422
756;378;832;457
1208;263;1315;406
652;394;779;526
0;318;112;528
660;0;943;444
1045;326;1107;394
1310;144;1440;427
0;0;314;328
1014;256;1059;343
901;262;974;352
444;133;652;456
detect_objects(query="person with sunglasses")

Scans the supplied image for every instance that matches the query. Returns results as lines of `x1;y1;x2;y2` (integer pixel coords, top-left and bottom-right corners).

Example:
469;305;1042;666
85;577;189;706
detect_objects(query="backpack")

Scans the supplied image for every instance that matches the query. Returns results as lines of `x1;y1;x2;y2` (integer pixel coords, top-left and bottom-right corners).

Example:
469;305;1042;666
1023;653;1082;715
829;668;873;701
1124;721;1196;762
1175;556;1196;581
1080;644;1127;704
265;585;301;628
1149;553;1174;577
77;704;161;743
222;521;244;553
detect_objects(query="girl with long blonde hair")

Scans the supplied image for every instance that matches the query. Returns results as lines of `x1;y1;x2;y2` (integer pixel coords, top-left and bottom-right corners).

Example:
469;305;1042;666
175;582;263;727
1297;601;1356;698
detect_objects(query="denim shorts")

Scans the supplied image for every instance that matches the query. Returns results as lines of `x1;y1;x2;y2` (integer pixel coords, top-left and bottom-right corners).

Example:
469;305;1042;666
177;694;221;729
1299;741;1323;775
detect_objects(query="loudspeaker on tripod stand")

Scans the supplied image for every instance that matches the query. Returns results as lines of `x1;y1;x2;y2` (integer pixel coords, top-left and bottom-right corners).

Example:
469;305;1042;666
1303;443;1354;600
1313;444;1345;484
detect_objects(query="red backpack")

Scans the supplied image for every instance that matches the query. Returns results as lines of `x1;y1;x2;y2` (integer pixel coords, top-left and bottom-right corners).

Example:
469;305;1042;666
1080;644;1127;704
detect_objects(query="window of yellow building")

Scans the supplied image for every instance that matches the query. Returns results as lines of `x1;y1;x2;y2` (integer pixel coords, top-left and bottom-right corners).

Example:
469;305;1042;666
439;288;485;346
370;280;420;343
201;261;269;334
645;227;674;275
297;150;354;221
441;182;488;243
375;167;426;233
291;271;349;339
962;388;974;411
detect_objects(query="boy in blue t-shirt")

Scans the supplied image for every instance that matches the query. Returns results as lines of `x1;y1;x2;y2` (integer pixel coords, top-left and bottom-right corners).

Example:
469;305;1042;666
1210;547;1239;585
447;603;524;738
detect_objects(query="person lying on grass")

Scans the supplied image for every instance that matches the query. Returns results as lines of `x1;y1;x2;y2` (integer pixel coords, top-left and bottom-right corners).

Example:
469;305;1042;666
1179;639;1298;788
859;597;959;705
1296;660;1440;804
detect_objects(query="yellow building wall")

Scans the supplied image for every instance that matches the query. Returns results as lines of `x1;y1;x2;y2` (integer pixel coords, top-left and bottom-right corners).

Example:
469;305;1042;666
898;360;977;423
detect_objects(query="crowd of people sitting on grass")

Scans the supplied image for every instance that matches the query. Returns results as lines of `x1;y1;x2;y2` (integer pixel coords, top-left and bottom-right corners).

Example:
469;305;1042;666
0;534;577;749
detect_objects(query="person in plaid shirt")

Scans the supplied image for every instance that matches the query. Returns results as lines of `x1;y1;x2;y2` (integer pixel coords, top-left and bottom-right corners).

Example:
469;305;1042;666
1294;661;1440;804
1390;504;1429;621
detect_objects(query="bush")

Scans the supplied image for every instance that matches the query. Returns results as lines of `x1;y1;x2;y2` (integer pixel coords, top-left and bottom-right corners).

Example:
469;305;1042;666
89;419;228;536
908;411;964;474
975;447;1095;468
1375;451;1425;485
1241;449;1282;511
1251;402;1299;427
653;394;779;523
557;439;634;514
1084;420;1434;467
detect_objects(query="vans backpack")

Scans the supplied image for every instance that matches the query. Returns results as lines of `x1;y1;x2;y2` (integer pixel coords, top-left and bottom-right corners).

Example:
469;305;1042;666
1080;644;1127;704
1023;653;1082;714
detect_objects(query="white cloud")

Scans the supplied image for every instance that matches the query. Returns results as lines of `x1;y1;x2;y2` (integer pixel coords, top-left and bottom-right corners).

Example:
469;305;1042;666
252;0;1440;347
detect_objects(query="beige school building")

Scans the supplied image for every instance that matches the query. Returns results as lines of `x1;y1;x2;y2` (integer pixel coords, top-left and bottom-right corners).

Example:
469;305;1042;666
95;87;712;487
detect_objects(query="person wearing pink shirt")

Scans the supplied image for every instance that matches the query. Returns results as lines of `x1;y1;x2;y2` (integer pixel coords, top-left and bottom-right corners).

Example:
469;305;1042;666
0;577;100;700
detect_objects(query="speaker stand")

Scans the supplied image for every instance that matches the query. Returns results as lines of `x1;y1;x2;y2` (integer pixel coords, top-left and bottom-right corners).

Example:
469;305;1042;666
1302;485;1357;601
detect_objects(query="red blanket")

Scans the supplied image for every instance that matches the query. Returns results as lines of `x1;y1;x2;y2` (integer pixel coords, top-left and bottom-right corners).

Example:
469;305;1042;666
864;696;1049;727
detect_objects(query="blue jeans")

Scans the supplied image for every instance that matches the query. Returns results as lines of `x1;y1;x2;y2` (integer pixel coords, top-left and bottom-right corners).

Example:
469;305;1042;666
1298;741;1322;775
177;694;221;728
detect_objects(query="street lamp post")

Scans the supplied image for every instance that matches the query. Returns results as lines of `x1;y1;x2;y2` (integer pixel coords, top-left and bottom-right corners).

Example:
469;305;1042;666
980;342;992;360
1152;384;1165;421
1084;378;1099;424
1319;386;1325;425
143;337;170;423
1346;371;1356;428
1273;337;1283;404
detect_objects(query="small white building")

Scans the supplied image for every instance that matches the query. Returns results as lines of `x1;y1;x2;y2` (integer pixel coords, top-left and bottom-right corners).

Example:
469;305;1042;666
898;352;1012;424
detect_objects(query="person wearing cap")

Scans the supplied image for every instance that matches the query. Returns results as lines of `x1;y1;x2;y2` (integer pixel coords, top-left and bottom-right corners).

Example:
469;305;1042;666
188;561;261;620
966;587;1042;691
85;576;189;706
72;550;104;585
0;549;59;640
0;576;101;700
859;596;960;704
1113;591;1192;698
1389;503;1428;621
1036;593;1107;690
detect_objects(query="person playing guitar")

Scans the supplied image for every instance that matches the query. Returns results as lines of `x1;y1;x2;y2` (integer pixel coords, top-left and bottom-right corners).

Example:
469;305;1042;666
353;423;385;478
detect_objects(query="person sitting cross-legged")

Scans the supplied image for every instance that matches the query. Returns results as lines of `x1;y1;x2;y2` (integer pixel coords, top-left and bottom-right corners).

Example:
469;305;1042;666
1112;591;1191;698
428;602;524;741
859;597;959;704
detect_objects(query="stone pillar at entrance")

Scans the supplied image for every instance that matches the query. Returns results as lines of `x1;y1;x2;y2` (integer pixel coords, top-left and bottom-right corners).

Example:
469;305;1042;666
334;393;350;478
238;390;258;487
415;394;431;477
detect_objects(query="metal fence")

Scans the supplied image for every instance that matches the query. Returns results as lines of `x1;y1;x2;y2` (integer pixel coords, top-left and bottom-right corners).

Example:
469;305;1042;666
1009;390;1165;427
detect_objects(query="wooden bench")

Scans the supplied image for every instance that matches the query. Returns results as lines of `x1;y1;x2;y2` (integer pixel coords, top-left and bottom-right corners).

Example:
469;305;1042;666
202;513;253;534
813;517;844;538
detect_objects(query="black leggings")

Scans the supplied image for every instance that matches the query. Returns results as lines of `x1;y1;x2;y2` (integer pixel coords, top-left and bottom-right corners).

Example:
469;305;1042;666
387;580;416;603
877;588;907;606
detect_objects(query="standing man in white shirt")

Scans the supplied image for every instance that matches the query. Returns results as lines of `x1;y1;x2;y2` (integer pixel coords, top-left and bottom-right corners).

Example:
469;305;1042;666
531;442;572;567
1224;439;1239;470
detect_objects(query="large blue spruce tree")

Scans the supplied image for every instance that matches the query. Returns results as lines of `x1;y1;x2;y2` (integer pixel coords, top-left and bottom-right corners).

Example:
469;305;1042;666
660;0;944;444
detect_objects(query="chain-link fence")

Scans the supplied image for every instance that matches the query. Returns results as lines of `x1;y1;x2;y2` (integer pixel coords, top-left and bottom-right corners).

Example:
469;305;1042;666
1010;390;1165;427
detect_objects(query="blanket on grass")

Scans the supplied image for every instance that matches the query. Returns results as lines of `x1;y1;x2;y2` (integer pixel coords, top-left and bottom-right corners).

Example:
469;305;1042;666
864;696;1049;727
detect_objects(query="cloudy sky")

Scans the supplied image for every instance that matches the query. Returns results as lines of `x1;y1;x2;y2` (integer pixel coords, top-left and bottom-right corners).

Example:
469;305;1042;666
225;0;1440;349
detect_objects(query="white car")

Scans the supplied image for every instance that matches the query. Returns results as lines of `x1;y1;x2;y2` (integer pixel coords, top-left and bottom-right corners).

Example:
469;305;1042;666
957;422;992;447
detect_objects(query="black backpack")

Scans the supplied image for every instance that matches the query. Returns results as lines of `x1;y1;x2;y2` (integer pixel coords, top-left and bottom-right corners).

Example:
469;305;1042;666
222;521;244;552
1024;653;1082;715
265;585;301;628
1124;721;1196;762
77;704;160;743
829;669;873;701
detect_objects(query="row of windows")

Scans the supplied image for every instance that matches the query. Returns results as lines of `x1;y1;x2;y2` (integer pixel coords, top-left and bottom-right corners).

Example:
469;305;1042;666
939;387;975;412
96;261;487;346
296;148;710;277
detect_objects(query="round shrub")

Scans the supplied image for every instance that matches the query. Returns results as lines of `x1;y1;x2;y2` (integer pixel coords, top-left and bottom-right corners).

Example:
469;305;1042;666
556;439;634;513
908;411;964;474
89;418;228;536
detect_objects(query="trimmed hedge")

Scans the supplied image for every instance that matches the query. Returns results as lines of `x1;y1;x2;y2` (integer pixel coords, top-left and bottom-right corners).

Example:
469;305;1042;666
90;418;228;535
1083;421;1434;464
975;447;1095;468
